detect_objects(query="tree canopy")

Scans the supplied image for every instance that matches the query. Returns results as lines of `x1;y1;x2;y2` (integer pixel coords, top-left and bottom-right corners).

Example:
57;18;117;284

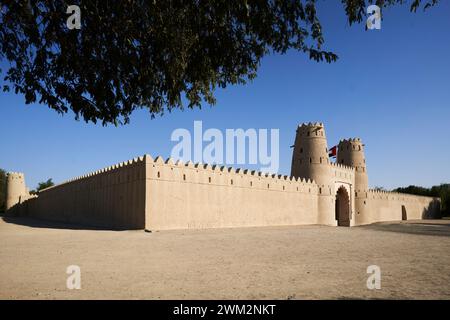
0;0;439;125
34;178;55;193
393;184;450;216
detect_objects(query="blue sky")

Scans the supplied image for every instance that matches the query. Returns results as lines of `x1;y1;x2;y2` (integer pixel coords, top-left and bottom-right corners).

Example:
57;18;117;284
1;2;449;190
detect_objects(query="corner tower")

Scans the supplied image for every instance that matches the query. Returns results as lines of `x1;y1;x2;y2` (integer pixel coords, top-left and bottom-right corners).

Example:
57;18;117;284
291;123;335;225
337;139;369;222
6;172;29;212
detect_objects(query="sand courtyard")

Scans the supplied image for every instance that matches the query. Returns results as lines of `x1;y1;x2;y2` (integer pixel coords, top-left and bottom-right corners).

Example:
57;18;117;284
0;216;449;300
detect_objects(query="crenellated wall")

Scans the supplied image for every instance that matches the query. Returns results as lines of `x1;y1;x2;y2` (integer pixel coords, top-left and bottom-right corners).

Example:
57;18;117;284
25;157;146;229
337;138;368;192
145;155;321;230
7;154;441;230
6;122;442;231
329;162;355;185
364;189;440;223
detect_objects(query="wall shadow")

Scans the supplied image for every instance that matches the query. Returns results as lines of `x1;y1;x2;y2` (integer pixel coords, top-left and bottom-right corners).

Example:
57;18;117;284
337;297;391;300
422;199;442;219
1;216;132;231
362;221;450;237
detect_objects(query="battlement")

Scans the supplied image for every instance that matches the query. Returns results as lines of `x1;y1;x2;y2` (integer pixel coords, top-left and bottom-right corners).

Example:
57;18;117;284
329;162;355;172
339;138;364;148
7;172;25;179
296;122;326;137
147;155;318;189
38;155;146;192
6;121;442;229
298;122;324;128
367;189;438;202
339;138;362;143
35;153;319;196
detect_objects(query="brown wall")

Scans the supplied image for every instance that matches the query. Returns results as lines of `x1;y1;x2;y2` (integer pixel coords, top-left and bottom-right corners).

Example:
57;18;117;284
145;156;320;231
12;155;441;231
363;190;440;223
26;158;146;229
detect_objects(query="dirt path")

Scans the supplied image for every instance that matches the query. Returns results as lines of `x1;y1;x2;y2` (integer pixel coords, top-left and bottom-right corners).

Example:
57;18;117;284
1;217;449;299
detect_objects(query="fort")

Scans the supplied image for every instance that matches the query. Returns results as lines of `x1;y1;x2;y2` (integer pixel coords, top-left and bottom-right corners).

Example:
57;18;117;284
5;122;441;230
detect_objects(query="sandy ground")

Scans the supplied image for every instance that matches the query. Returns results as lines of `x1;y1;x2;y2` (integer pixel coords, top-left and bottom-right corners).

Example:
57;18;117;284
0;216;449;300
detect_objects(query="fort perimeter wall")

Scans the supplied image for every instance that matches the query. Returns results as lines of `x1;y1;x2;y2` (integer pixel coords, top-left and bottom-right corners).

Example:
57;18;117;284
145;156;320;231
365;189;440;223
25;157;146;229
7;156;440;230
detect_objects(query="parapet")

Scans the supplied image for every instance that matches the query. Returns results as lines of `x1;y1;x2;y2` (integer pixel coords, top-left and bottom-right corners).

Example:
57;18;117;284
148;155;319;192
329;162;355;172
340;138;362;143
298;122;324;128
367;189;438;202
296;122;326;137
6;172;25;179
338;138;364;148
33;152;321;196
38;155;146;192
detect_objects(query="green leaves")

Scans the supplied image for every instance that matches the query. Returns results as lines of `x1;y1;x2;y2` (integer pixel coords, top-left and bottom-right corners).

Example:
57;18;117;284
0;0;439;125
36;178;54;192
393;184;450;216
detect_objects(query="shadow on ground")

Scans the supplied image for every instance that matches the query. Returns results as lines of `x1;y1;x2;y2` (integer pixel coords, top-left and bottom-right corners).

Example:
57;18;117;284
337;297;391;300
0;215;127;231
361;220;450;237
2;215;450;236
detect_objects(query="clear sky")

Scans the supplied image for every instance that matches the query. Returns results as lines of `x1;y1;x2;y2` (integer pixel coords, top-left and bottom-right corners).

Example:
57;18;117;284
1;2;449;190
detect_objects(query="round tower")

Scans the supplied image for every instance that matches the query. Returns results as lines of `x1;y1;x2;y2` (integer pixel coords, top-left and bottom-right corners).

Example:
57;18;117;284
337;139;369;222
291;122;331;184
6;172;28;211
291;122;335;225
337;138;368;193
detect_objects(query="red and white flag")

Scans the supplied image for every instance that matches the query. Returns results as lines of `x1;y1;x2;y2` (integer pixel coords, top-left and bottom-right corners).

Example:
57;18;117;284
329;146;337;158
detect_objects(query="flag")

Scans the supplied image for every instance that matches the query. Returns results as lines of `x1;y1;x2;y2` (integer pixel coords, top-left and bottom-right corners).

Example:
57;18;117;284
329;146;337;158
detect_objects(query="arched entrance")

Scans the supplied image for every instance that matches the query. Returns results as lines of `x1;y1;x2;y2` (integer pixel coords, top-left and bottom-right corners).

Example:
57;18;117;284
401;205;407;221
335;186;350;226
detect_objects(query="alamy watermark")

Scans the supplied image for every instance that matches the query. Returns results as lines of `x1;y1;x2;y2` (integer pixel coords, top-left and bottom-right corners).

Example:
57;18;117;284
367;5;381;30
366;265;381;290
66;5;380;31
66;5;81;30
66;265;81;290
170;121;279;173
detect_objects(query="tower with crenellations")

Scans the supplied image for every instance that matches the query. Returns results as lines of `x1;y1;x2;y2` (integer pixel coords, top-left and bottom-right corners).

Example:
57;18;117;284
291;122;336;225
4;122;441;230
6;172;31;212
337;138;369;224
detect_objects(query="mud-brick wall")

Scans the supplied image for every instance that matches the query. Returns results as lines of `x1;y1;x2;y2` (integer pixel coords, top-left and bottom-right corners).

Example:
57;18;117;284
145;157;320;231
365;190;440;223
26;158;146;229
